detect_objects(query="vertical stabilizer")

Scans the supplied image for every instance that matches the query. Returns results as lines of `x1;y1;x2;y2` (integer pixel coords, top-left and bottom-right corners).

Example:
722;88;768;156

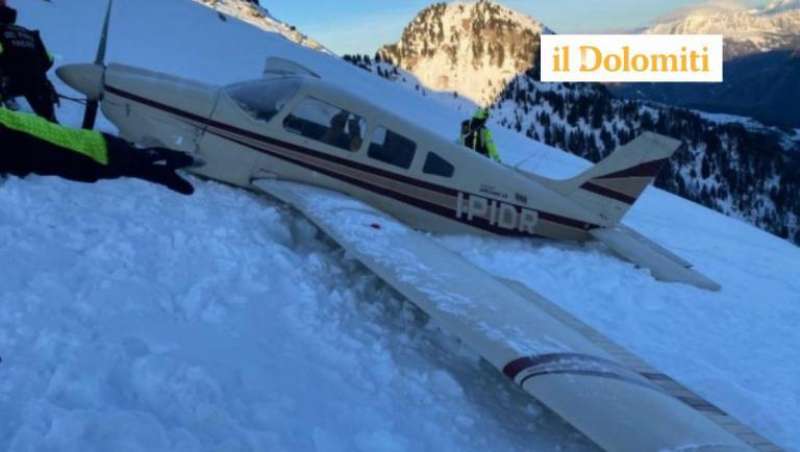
546;132;682;224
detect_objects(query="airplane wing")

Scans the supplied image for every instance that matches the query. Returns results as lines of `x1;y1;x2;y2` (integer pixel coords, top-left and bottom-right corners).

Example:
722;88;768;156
253;179;777;452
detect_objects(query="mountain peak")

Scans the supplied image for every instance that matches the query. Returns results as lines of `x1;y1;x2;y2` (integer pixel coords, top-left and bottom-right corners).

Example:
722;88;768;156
194;0;330;53
379;1;551;105
645;1;800;59
763;0;800;14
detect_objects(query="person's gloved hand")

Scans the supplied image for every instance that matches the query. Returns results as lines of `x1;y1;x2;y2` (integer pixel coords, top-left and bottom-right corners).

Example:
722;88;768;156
128;147;202;195
105;136;202;195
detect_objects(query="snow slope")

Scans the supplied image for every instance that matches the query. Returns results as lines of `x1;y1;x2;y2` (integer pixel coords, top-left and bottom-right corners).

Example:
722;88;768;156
645;1;800;59
2;0;799;450
191;0;330;53
2;175;598;451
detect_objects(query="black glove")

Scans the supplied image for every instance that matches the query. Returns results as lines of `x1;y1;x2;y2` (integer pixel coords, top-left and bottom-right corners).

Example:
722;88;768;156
128;147;201;195
105;136;201;195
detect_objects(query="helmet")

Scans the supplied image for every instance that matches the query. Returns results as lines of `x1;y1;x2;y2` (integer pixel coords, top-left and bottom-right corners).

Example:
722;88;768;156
473;108;489;120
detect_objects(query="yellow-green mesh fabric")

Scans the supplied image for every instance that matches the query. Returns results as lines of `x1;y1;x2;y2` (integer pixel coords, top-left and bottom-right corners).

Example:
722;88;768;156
0;108;108;165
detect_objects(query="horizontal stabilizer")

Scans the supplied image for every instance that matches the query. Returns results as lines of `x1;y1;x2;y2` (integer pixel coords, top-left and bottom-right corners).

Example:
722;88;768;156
590;225;721;291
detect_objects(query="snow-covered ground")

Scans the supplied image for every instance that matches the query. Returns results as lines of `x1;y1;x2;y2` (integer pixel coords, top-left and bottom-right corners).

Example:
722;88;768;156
190;0;330;54
2;174;600;452
644;1;800;54
692;110;765;127
2;0;799;450
693;109;787;136
692;110;800;151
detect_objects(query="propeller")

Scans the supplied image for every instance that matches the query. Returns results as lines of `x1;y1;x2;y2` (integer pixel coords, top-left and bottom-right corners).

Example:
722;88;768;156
81;0;113;130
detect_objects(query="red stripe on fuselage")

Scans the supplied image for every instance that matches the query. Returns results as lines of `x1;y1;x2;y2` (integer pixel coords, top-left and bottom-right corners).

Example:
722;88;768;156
106;85;599;234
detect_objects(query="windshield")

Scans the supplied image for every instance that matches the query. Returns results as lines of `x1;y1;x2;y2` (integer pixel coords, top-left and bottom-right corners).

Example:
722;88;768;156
225;78;301;124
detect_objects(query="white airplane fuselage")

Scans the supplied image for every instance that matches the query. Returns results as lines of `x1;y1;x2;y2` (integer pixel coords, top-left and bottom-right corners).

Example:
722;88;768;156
60;63;618;242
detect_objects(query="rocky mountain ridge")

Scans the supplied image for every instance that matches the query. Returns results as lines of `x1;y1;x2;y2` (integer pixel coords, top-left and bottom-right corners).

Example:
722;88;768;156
378;0;551;105
644;1;800;59
194;0;329;53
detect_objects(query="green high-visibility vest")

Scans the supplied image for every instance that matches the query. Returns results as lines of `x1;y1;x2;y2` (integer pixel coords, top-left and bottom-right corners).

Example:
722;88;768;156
0;107;108;165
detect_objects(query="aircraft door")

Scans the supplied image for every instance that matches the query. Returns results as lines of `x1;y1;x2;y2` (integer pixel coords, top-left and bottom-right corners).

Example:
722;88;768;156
188;92;260;188
193;78;304;187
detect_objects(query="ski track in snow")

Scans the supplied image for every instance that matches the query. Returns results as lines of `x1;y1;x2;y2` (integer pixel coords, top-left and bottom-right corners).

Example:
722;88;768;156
1;0;798;450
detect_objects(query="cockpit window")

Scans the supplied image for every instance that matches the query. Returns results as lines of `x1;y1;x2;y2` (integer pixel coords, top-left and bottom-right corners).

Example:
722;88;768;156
283;97;366;152
368;127;417;169
225;78;301;124
423;152;454;178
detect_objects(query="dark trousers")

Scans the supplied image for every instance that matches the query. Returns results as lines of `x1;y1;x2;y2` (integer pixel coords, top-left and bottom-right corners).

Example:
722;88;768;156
2;75;58;123
0;124;109;183
1;129;195;195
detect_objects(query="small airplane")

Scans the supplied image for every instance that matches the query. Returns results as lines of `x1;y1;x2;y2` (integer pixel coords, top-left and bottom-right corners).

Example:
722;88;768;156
51;3;780;451
57;56;719;291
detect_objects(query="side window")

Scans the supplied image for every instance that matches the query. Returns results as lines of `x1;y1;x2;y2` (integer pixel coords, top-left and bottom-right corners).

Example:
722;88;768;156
423;152;454;178
368;127;417;169
283;97;366;151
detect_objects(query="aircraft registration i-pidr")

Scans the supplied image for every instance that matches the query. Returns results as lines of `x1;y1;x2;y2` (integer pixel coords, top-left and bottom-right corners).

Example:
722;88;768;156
54;3;782;450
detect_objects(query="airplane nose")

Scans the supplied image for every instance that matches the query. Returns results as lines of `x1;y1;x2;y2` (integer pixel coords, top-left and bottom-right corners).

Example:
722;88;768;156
56;64;105;100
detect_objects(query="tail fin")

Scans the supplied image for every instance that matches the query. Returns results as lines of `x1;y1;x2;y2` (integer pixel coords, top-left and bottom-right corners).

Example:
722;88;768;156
546;132;682;224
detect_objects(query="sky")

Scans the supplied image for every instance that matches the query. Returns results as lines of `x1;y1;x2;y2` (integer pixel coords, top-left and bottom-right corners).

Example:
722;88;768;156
264;0;771;55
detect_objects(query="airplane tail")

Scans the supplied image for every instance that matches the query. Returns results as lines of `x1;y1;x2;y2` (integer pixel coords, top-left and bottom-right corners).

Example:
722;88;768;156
544;132;682;225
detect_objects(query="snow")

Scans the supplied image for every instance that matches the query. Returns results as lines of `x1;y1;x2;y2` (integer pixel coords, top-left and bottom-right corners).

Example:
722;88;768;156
692;110;764;127
690;111;800;151
644;1;800;53
790;129;800;149
190;0;330;54
2;0;799;450
1;175;596;451
763;0;800;15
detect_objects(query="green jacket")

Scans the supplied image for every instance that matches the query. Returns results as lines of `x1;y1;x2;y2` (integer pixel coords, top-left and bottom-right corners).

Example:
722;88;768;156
477;128;501;163
459;119;501;163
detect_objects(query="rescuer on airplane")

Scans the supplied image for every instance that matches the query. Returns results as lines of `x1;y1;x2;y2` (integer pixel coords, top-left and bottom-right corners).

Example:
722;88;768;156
460;107;501;163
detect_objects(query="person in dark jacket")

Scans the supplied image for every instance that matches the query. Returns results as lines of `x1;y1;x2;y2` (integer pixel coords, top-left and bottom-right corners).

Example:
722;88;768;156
1;107;198;195
460;107;501;163
0;2;59;122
